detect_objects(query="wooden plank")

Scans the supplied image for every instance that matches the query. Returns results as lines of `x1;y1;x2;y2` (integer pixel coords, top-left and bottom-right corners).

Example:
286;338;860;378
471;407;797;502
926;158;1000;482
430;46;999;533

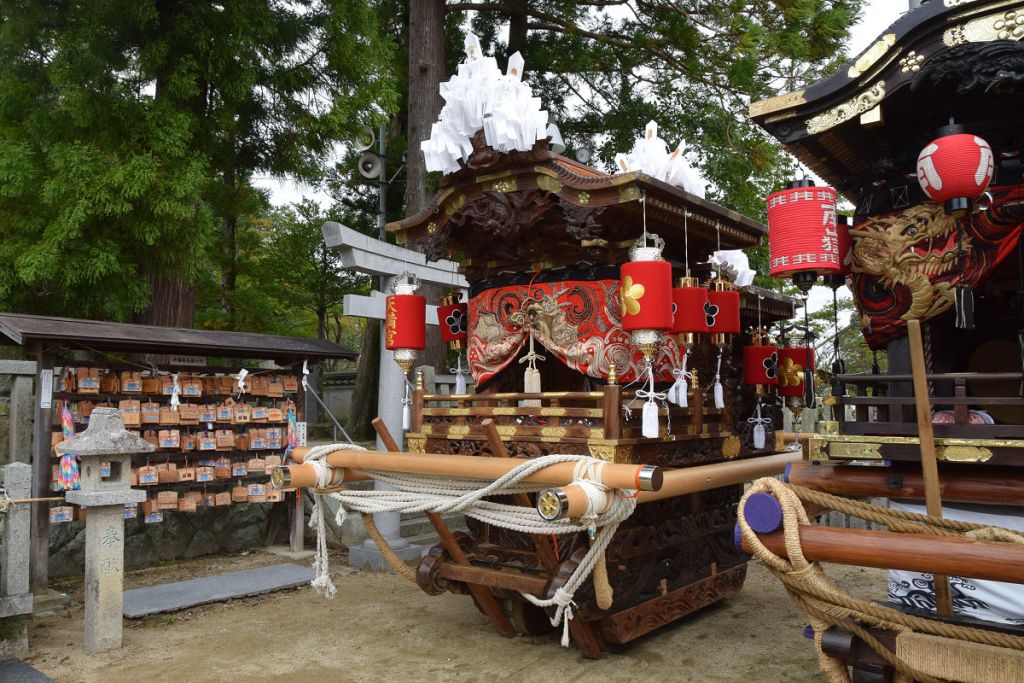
436;563;548;595
907;319;952;618
30;344;53;590
423;406;603;418
423;391;603;402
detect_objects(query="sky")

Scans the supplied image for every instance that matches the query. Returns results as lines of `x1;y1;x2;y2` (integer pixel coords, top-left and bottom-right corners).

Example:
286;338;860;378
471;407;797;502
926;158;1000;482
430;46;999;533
254;0;910;314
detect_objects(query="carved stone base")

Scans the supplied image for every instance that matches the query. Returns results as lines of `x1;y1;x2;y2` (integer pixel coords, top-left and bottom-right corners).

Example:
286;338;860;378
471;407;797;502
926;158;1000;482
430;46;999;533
593;563;748;645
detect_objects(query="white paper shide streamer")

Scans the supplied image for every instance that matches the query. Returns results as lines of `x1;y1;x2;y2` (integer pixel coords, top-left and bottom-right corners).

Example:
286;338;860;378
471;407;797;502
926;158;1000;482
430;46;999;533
421;34;549;174
614;121;706;198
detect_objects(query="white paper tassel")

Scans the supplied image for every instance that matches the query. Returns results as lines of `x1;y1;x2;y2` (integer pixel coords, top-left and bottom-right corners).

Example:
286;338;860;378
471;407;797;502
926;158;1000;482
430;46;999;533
402;382;412;431
642;401;659;438
452;355;468;394
170;374;181;411
712;349;725;409
638;363;664;439
520;333;544;408
667;356;689;407
748;401;771;450
753;422;766;450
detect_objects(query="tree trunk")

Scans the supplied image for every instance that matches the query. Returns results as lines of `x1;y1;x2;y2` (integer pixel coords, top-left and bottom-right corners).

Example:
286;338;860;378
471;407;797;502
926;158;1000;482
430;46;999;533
346;320;380;441
507;1;529;60
135;267;197;327
405;0;448;372
404;0;445;214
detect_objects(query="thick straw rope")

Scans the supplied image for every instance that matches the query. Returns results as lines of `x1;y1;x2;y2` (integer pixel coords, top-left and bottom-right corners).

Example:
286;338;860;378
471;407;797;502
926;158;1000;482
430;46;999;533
303;443;636;647
738;478;1024;683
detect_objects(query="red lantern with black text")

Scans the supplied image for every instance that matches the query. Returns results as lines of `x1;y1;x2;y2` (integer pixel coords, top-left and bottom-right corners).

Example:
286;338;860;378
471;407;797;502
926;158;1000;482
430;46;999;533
917;125;993;216
672;276;709;346
778;345;815;398
436;292;468;351
767;180;841;291
707;280;740;346
621;235;673;358
385;282;426;373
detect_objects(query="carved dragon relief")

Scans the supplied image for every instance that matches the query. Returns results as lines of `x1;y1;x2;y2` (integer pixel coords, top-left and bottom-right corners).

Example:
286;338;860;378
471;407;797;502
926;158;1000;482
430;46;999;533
850;186;1024;348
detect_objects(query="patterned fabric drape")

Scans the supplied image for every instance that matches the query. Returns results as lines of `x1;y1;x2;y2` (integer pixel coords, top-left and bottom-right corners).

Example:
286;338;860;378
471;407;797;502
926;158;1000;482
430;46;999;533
468;278;684;385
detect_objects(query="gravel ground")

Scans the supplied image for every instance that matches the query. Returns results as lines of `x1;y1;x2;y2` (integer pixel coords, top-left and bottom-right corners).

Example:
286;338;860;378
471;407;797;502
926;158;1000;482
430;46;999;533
26;550;887;682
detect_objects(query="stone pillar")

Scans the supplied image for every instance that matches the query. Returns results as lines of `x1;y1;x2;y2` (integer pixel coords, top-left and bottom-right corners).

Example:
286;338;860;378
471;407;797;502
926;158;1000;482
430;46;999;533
59;408;150;653
8;375;34;465
81;506;125;653
0;462;32;658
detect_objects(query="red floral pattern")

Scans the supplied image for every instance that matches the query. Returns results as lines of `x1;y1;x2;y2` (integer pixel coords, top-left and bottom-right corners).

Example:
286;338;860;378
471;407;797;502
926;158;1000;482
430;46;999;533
468;278;684;385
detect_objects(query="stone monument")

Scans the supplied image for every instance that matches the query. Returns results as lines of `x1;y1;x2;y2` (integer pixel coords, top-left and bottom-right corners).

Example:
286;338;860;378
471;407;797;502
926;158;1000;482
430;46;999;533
56;408;151;653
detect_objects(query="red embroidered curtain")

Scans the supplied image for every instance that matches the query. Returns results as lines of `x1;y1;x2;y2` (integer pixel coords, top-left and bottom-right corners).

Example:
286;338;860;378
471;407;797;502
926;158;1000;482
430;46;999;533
467;278;684;385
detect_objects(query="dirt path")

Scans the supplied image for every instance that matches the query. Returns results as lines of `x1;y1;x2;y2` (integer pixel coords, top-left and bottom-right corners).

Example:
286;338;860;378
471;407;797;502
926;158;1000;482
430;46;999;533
26;552;887;682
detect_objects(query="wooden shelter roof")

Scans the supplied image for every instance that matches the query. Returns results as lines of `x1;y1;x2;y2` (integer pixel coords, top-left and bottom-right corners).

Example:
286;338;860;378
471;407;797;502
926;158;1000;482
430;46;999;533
0;312;356;362
750;0;1024;204
388;137;766;282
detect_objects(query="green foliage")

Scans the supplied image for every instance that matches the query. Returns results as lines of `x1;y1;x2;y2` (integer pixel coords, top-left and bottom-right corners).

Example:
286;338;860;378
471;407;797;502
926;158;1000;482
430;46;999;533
0;0;397;322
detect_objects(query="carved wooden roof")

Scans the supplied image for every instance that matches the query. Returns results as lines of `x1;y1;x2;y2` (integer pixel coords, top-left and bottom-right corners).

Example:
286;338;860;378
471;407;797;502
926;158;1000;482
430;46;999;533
388;134;766;283
751;0;1024;204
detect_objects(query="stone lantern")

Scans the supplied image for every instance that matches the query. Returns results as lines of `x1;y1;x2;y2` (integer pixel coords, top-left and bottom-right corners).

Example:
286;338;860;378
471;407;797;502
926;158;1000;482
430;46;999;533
56;407;152;653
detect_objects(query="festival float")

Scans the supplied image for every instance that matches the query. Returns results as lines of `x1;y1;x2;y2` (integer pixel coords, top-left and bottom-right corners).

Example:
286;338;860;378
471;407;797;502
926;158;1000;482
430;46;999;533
272;36;804;657
744;1;1024;680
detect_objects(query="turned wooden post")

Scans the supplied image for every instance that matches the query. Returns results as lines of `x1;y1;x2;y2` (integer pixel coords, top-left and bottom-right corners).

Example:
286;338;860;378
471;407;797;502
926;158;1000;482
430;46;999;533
602;363;621;439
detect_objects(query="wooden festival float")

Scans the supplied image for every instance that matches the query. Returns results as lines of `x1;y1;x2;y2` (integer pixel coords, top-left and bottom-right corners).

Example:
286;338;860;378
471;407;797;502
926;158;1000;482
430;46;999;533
273;38;804;657
742;1;1024;680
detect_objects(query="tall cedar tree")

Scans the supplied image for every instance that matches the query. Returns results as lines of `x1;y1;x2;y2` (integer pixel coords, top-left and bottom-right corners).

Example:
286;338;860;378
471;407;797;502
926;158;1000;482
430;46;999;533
0;0;396;326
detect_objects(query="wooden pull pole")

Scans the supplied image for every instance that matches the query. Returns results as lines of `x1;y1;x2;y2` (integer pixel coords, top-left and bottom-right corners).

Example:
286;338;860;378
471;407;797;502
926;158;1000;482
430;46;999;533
371;418;516;638
907;319;953;617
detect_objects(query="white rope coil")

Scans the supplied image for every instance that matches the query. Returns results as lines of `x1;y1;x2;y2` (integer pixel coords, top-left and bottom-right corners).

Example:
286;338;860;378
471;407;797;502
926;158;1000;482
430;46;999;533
302;443;637;647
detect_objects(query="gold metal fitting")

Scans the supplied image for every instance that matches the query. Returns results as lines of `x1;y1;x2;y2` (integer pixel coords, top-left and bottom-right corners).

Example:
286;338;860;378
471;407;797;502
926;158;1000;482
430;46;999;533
415;369;425;389
438;291;463;306
677;275;700;288
607;363;618;385
675;332;695;347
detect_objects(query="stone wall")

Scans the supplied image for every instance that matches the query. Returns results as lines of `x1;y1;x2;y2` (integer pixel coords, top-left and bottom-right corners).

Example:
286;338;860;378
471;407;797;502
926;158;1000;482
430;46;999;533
48;503;286;579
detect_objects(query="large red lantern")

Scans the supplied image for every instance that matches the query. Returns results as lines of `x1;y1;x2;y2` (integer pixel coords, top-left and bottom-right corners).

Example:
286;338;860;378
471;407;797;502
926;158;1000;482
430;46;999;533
385;281;426;373
917;125;994;216
620;234;673;358
436;292;468;351
707;280;741;346
672;276;709;345
777;345;815;399
767;180;841;291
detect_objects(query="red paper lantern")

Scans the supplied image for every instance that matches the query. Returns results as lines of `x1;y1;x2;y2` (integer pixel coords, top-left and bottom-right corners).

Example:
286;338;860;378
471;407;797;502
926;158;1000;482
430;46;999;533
436;293;468;351
672;277;709;339
917;126;994;215
767;181;842;280
744;345;779;386
620;260;673;332
778;346;815;398
385;294;426;352
836;214;852;277
707;284;741;339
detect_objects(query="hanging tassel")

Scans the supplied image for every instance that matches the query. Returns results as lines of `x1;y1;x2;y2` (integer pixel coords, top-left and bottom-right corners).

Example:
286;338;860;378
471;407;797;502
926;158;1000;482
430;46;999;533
955;285;975;330
748;401;771;450
520;332;545;407
454;355;468;394
712;349;725;409
668;355;689;407
401;381;412;431
638;363;664;438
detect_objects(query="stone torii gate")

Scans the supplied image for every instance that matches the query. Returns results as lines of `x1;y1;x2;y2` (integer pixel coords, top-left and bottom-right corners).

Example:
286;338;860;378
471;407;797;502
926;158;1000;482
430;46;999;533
321;221;468;568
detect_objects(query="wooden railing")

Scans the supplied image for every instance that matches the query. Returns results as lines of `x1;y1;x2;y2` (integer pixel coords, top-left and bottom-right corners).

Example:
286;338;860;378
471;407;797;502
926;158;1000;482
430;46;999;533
835;372;1024;439
413;378;733;443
